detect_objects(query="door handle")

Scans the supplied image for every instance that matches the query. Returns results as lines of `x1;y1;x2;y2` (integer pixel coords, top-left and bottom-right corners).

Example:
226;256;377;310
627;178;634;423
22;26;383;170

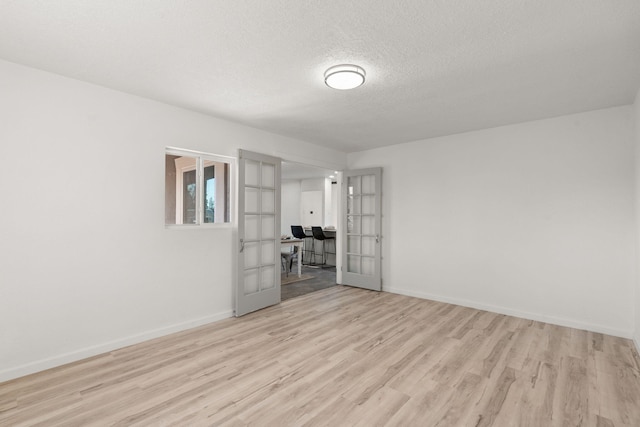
376;234;379;243
240;238;245;253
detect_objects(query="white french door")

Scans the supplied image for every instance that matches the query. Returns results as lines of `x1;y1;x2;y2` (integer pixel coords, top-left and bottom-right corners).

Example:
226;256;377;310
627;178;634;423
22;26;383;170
235;150;281;316
341;168;382;291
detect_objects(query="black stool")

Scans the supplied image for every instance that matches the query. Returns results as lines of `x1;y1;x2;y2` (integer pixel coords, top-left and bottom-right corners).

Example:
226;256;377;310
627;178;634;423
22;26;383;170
311;226;335;267
291;225;313;265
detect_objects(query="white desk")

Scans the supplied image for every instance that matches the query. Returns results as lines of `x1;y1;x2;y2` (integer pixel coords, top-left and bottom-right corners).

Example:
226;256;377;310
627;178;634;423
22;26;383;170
281;238;304;277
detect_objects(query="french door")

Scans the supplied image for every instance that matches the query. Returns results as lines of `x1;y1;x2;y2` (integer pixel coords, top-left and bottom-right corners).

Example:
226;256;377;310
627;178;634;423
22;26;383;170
235;150;281;316
342;168;382;291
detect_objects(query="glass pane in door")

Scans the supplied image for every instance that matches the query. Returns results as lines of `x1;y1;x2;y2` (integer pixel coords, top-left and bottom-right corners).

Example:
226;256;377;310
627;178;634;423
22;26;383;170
245;160;260;186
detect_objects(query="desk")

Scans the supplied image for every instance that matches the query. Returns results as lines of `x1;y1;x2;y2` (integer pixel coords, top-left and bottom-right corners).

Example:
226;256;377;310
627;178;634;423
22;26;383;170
281;238;304;277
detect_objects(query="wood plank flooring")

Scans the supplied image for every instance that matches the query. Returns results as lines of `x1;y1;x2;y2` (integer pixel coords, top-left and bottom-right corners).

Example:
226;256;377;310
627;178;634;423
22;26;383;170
2;285;640;426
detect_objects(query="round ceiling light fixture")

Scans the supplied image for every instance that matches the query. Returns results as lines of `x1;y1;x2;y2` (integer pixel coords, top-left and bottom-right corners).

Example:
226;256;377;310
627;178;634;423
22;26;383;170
324;64;366;90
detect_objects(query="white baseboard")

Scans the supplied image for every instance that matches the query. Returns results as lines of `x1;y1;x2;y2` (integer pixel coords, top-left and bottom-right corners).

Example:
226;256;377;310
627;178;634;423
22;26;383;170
0;310;233;383
384;286;633;339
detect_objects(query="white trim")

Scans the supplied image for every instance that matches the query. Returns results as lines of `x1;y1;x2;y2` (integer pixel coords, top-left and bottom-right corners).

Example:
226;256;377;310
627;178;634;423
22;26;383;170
384;286;633;339
634;337;640;357
166;146;235;164
0;310;232;383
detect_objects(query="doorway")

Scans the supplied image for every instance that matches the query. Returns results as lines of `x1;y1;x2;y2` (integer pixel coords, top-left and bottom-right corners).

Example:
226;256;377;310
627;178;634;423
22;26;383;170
280;161;338;301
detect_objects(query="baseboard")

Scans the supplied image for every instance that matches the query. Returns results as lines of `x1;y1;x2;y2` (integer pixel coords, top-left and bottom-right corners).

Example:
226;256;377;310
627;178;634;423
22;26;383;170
0;310;233;383
384;286;633;339
634;337;640;357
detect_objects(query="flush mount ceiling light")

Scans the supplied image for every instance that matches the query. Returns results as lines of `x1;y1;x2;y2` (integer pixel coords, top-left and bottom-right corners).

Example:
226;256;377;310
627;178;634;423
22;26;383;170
324;64;366;90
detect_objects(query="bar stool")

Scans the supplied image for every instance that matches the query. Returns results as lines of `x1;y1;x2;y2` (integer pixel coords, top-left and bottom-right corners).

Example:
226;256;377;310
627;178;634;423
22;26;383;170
311;226;336;267
291;225;314;265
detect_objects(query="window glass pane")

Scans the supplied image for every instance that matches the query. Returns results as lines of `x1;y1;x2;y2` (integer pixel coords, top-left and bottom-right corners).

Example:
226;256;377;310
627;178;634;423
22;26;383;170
182;169;197;224
204;165;215;223
165;155;180;224
204;159;231;224
165;154;197;225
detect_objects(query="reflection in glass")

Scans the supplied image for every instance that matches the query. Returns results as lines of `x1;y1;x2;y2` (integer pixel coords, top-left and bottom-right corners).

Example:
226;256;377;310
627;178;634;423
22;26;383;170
348;175;361;195
183;169;197;224
204;165;215;223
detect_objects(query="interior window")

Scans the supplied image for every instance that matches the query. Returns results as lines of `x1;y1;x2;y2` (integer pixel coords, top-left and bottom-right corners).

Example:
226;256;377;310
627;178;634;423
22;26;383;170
165;148;232;226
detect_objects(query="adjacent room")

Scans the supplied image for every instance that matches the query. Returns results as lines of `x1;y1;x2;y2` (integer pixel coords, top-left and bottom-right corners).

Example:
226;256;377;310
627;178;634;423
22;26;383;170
280;161;339;301
1;1;640;425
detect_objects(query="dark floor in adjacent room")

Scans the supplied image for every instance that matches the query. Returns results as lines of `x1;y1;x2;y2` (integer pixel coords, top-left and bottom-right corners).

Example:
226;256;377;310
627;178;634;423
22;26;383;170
281;264;337;301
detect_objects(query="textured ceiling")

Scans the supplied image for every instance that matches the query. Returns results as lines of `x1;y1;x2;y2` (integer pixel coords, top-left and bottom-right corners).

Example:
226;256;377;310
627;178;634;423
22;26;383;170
1;1;639;153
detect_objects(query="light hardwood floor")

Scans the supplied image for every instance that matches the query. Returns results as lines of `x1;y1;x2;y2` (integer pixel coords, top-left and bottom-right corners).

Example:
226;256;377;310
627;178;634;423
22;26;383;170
2;285;640;426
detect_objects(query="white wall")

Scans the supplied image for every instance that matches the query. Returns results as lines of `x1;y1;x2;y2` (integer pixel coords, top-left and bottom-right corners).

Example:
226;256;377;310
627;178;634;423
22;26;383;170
281;180;301;236
0;60;346;381
634;89;640;350
300;178;326;227
348;106;636;337
300;178;325;191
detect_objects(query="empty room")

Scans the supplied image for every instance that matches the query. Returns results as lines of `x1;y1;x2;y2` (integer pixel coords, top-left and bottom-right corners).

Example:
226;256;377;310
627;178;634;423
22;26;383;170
1;1;640;426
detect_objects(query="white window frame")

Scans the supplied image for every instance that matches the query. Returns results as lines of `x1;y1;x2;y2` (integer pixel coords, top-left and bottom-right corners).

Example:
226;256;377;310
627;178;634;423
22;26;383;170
166;147;236;228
